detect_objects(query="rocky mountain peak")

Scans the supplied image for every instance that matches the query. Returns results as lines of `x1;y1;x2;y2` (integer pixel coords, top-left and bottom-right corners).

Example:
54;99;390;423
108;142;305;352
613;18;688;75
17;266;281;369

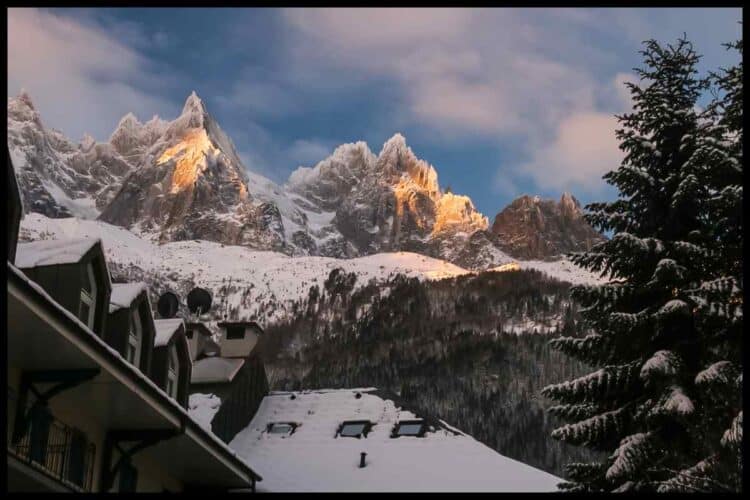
80;133;96;152
8;91;41;124
117;112;141;129
491;194;604;260
559;192;582;219
182;90;206;115
17;88;35;108
379;132;408;156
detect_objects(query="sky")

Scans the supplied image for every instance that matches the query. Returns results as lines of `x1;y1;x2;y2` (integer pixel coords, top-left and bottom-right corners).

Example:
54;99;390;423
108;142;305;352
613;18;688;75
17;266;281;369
7;7;742;217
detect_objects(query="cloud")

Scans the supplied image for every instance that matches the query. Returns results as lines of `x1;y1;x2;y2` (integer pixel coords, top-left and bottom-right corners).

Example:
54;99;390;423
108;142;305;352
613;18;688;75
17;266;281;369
217;77;300;118
506;111;622;194
7;8;178;141
281;9;601;138
287;139;332;167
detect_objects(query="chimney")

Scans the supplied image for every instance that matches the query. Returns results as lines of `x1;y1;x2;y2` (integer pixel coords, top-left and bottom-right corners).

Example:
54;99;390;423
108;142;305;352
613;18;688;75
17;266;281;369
359;452;367;468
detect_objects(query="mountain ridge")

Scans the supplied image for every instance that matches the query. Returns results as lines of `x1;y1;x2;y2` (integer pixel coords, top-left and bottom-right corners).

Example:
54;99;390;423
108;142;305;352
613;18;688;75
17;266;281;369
7;90;603;267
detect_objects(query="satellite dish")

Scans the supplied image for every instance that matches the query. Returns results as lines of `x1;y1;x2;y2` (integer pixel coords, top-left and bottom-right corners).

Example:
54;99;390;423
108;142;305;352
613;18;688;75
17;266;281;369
187;287;212;315
157;291;180;319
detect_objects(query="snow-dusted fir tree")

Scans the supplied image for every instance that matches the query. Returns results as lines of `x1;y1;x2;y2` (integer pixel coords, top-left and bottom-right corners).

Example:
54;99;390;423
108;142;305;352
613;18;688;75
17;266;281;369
542;36;743;492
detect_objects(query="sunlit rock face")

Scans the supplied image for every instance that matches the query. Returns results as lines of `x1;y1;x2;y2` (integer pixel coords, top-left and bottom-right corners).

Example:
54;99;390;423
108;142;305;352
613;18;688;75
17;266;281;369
290;132;490;265
99;92;285;251
490;193;605;260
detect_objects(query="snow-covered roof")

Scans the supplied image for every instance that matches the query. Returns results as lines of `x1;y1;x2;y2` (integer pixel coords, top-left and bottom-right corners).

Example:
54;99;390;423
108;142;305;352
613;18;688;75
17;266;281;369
226;389;562;492
109;282;148;313
191;357;245;384
15;237;101;268
154;318;184;347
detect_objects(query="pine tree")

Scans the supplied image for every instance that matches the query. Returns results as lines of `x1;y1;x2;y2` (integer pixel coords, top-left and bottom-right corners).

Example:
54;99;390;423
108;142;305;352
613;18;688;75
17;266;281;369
542;36;742;492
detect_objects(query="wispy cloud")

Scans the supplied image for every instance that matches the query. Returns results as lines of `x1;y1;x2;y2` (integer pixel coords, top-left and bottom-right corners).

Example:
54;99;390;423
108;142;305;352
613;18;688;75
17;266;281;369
7;8;178;141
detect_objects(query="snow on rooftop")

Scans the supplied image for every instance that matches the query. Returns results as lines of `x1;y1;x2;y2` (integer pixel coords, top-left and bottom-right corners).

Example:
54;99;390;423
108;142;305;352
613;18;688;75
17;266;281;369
15;237;100;268
227;389;562;492
188;393;222;430
154;318;184;347
191;357;245;384
109;282;147;313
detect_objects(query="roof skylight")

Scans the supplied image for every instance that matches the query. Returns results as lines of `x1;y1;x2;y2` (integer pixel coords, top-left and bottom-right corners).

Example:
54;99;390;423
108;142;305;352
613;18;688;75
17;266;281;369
392;420;427;438
337;420;373;439
267;422;298;436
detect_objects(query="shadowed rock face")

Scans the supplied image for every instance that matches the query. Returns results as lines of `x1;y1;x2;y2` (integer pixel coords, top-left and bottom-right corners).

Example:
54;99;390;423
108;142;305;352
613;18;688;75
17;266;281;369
491;193;605;260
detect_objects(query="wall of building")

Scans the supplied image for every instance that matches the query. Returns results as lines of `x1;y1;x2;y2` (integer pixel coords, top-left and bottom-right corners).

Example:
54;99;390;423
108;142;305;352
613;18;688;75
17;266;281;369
219;331;258;358
203;355;269;443
129;451;184;492
8;346;186;493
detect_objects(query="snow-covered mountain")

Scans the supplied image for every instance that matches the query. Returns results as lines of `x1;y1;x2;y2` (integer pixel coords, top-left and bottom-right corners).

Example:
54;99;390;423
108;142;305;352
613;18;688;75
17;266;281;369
7;90;602;269
491;193;605;260
18;212;602;327
19;212;474;325
8;91;135;218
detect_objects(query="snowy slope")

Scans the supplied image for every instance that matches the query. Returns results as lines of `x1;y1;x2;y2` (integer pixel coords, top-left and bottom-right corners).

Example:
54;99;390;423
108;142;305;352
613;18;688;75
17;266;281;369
225;388;562;492
19;213;603;327
19;213;472;325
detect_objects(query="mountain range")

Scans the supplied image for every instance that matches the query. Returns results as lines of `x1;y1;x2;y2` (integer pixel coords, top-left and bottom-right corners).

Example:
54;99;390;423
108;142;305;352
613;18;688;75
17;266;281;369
7;91;604;267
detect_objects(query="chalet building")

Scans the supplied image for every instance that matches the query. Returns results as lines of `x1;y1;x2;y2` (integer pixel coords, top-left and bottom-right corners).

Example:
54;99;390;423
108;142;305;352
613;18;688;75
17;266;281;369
7;147;22;264
6;159;262;492
185;321;213;362
151;319;192;408
188;320;269;443
106;282;156;376
15;238;112;336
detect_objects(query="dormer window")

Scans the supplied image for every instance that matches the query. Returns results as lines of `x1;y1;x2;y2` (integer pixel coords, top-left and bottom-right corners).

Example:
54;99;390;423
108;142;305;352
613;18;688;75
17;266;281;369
226;326;245;340
166;346;179;398
78;263;97;330
126;310;142;366
337;420;373;439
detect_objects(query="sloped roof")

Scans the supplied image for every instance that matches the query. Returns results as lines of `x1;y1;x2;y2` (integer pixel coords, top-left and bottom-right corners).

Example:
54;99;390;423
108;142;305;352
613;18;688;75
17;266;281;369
225;389;563;492
15;238;101;268
109;282;148;313
191;357;245;384
154;318;185;347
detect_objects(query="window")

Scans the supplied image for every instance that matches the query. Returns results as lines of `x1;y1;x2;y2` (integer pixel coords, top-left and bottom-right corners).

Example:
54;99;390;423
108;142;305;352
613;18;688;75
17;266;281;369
392;420;426;438
337;420;373;439
166;346;179;398
118;459;138;492
226;326;245;340
126;311;142;367
267;422;297;436
78;263;97;330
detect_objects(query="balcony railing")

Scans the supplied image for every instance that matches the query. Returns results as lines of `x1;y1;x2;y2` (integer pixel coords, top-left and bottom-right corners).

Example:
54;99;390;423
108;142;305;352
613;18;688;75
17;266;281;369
7;387;96;492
